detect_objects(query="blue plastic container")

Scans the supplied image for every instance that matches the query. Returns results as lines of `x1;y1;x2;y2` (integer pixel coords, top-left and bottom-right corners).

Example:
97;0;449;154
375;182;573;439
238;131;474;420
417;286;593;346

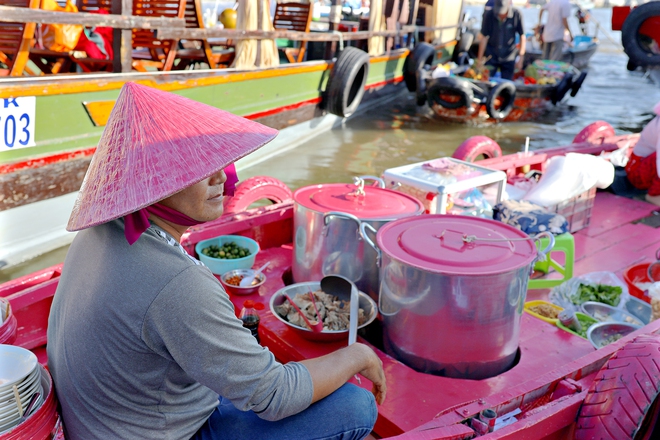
195;235;260;275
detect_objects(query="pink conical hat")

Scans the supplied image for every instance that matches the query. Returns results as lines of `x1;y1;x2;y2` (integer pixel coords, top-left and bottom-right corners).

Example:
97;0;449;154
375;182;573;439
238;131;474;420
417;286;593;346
67;82;278;231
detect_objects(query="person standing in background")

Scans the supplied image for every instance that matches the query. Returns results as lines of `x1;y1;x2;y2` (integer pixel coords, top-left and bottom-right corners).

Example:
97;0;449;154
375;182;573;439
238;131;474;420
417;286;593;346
538;0;573;61
626;102;660;206
477;0;525;80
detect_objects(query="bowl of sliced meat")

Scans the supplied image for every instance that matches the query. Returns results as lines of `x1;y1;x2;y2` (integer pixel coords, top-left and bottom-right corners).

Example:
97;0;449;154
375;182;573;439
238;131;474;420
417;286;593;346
270;281;377;342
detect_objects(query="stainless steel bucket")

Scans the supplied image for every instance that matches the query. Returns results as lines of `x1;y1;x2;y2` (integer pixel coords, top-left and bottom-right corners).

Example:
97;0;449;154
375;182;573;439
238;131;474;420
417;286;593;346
361;215;553;379
292;176;424;300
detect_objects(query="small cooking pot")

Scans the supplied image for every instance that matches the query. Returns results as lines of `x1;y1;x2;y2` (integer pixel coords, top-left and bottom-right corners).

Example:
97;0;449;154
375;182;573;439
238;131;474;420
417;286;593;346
292;176;424;301
360;215;553;379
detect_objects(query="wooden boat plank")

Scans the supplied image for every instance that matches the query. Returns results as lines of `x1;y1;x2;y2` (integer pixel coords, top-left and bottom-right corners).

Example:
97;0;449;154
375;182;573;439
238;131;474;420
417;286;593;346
582;193;655;237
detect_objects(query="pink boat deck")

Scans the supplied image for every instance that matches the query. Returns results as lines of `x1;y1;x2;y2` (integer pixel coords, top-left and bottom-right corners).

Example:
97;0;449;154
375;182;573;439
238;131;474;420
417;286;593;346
181;191;660;438
4;191;660;439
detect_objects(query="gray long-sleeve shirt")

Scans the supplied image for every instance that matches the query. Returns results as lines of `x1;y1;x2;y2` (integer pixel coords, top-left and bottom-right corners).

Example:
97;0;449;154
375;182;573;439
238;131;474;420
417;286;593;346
47;219;313;440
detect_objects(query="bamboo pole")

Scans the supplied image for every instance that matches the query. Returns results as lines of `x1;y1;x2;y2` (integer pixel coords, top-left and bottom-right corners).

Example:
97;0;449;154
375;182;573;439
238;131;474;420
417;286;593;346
156;25;460;41
0;5;184;28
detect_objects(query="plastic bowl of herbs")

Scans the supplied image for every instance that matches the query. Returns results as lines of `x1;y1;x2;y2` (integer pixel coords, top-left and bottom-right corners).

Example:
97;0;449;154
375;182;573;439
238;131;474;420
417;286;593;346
195;235;259;275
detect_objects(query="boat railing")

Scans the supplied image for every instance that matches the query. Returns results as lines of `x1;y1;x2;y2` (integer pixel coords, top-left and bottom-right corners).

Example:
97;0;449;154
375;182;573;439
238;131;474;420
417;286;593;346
0;4;459;75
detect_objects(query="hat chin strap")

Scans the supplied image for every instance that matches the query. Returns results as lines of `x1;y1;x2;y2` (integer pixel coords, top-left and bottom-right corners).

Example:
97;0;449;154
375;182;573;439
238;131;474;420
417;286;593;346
124;203;205;245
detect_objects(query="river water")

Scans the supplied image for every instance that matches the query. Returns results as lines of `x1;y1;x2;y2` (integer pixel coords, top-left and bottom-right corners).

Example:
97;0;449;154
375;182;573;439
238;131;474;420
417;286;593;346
2;6;660;283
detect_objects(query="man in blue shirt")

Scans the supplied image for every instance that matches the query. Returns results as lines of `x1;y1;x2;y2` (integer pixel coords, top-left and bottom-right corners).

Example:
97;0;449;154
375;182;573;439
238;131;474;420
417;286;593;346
477;0;525;80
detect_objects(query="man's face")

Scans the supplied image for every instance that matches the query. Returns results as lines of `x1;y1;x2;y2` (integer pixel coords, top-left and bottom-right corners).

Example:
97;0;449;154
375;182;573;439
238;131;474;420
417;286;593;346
159;169;228;222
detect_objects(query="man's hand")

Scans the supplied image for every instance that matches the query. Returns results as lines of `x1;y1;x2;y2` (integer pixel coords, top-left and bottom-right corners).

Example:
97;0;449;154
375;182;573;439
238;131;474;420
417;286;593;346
515;56;524;71
356;344;387;405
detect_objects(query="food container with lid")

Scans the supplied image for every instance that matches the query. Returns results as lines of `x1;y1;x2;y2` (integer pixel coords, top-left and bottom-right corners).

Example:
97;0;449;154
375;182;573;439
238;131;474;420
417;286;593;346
292;176;424;301
361;214;553;379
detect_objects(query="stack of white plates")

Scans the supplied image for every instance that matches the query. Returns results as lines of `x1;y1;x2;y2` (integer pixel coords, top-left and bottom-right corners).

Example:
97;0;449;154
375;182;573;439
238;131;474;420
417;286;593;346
0;345;43;433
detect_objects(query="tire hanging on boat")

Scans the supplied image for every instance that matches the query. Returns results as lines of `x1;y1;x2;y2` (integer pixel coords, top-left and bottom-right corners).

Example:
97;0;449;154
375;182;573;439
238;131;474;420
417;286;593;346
570;71;588;97
427;77;474;110
452;136;502;162
402;42;436;93
552;72;573;105
485;81;516;120
325;47;370;118
574;335;660;440
572;120;615;144
223;176;293;214
621;2;660;68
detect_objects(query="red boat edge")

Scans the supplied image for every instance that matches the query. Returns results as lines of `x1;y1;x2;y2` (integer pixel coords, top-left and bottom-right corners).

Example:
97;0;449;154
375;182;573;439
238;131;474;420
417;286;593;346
3;123;660;440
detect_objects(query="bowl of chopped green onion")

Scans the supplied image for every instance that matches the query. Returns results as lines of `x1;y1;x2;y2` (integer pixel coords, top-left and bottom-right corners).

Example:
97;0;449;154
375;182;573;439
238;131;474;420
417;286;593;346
587;322;640;349
195;235;260;275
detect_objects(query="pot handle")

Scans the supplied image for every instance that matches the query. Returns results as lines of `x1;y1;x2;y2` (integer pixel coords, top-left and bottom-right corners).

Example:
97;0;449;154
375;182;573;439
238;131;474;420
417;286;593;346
355;175;386;189
323;211;362;237
533;231;555;265
359;222;381;267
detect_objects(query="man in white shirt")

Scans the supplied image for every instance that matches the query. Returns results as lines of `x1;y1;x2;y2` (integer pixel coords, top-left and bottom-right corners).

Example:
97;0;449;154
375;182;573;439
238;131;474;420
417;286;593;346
538;0;573;61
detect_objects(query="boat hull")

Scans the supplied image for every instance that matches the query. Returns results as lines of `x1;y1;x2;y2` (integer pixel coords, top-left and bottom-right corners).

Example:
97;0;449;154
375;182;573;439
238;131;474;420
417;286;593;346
524;42;598;71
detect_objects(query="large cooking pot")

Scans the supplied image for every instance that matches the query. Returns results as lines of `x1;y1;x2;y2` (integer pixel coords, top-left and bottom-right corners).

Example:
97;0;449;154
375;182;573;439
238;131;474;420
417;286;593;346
361;215;553;380
293;176;424;300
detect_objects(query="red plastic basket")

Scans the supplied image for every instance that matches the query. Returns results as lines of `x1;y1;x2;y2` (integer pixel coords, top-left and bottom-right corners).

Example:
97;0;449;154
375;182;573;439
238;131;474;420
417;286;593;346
623;263;651;303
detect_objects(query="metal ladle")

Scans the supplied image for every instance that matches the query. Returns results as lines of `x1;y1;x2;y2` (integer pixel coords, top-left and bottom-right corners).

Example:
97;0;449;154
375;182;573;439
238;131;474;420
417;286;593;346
648;248;660;282
321;275;361;383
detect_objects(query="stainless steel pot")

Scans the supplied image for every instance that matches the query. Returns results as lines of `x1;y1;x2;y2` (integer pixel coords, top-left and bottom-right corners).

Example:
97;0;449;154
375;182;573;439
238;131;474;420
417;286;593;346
361;215;553;380
293;176;424;300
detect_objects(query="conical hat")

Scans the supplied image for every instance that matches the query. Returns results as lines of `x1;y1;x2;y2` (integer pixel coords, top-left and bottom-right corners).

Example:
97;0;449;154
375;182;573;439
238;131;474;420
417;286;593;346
67;82;278;231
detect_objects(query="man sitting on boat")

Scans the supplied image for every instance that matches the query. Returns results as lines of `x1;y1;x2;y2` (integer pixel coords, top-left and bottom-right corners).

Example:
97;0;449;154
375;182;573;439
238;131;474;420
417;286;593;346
46;82;386;440
476;0;526;80
537;0;574;61
625;101;660;207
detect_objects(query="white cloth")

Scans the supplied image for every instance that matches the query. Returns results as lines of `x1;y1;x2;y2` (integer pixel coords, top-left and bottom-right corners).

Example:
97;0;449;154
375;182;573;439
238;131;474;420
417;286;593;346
542;0;571;43
632;116;660;175
523;153;614;206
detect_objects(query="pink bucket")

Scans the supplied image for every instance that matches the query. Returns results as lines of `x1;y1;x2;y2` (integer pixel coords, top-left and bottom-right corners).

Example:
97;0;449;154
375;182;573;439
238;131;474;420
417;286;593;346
0;365;60;440
0;301;17;345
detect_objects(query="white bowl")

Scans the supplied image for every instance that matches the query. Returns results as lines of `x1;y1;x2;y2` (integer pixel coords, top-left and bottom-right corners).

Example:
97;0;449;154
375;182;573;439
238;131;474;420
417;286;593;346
0;345;37;388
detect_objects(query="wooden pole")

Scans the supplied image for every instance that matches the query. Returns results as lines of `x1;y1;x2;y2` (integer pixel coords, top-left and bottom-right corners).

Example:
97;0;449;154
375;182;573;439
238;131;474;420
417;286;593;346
112;0;133;73
0;6;183;28
325;0;342;58
155;24;452;41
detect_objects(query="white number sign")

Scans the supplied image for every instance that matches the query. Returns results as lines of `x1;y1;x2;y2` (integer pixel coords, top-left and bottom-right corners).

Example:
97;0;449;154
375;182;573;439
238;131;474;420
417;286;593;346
0;97;36;152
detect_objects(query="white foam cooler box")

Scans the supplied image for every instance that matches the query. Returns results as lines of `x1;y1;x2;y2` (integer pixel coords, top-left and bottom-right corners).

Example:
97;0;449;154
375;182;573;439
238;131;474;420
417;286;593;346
382;157;507;216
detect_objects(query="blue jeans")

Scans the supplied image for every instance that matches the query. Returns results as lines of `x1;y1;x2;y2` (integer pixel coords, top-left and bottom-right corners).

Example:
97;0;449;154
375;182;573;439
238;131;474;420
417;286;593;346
191;383;377;440
486;60;515;80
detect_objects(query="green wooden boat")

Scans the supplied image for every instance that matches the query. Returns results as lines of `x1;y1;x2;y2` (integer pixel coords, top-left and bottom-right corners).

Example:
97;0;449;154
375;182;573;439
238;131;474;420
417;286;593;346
0;0;464;268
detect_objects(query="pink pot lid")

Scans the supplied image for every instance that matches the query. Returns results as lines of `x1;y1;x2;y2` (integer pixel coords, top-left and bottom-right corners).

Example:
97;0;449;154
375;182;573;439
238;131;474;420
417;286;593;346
377;215;538;276
294;183;424;219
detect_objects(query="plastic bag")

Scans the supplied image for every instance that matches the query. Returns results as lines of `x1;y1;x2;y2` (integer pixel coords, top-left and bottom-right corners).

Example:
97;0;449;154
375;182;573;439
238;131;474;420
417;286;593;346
549;271;630;311
523;153;614;207
40;0;83;52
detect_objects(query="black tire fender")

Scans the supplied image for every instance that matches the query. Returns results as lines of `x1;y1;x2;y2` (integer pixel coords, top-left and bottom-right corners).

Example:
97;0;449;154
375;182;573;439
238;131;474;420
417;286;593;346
486;81;516;120
454;31;475;60
570;71;587;97
552;72;573;105
622;2;660;67
427;77;474;110
325;47;370;118
574;335;660;440
403;42;436;92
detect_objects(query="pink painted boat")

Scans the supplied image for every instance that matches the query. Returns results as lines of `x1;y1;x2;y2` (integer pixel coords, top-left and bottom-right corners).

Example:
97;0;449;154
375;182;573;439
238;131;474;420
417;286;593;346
3;122;660;440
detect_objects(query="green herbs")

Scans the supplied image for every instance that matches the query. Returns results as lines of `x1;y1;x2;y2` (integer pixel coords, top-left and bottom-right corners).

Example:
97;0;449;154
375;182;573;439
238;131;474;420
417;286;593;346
201;242;251;260
573;314;596;338
599;333;624;347
571;283;623;307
